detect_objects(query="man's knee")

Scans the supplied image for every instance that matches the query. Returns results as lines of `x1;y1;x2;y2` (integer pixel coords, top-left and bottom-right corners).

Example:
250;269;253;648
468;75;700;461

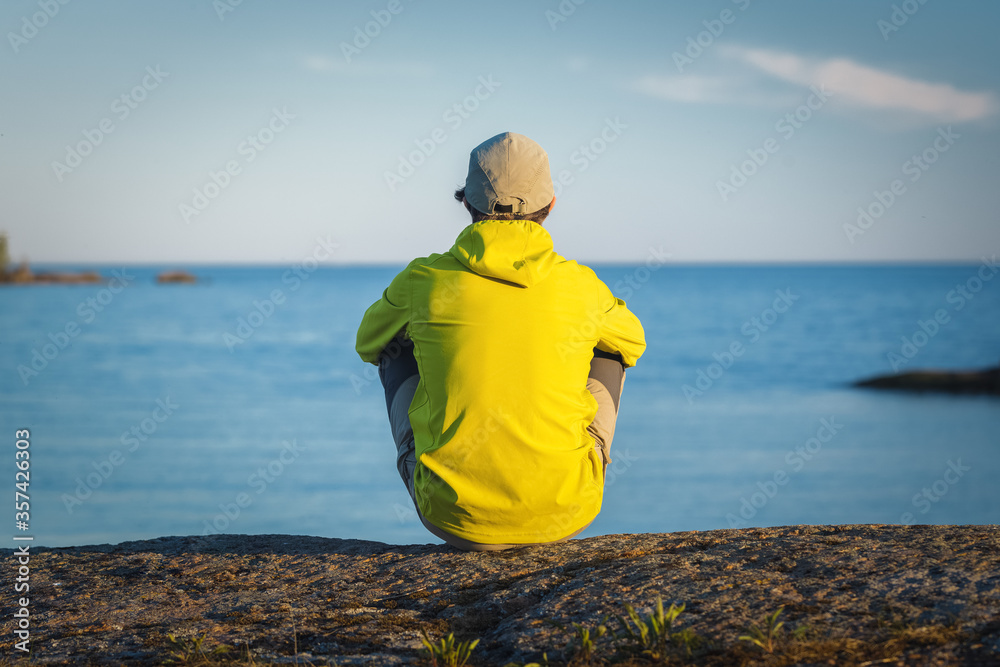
378;333;419;407
589;349;625;411
378;334;420;495
587;350;626;475
587;378;616;471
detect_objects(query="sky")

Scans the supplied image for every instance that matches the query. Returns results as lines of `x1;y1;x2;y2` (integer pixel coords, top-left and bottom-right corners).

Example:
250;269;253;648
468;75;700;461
1;0;998;264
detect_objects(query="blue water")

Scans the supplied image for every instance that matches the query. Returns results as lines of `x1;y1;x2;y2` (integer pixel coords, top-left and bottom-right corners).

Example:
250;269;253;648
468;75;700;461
2;264;998;547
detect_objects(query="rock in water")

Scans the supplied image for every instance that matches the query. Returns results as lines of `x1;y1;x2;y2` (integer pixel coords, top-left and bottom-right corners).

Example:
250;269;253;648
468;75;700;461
156;271;198;284
854;366;1000;395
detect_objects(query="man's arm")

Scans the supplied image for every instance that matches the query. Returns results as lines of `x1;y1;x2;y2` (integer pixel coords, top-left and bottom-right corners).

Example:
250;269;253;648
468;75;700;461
356;266;411;365
595;285;646;368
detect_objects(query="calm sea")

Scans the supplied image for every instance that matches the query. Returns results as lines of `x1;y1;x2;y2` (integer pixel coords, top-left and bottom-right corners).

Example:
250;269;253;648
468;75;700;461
2;264;998;547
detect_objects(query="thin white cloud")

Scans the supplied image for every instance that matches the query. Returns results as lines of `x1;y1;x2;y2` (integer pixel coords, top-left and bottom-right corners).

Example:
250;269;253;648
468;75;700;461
634;74;729;104
566;56;590;73
301;55;433;78
729;47;997;123
633;47;997;125
632;74;799;108
303;55;343;72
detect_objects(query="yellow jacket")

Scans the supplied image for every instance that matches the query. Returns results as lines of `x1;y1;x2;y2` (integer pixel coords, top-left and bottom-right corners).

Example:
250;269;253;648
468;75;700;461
356;219;645;543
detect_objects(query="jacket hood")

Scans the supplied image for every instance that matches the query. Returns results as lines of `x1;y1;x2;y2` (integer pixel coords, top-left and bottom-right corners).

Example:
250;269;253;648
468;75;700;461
450;219;559;287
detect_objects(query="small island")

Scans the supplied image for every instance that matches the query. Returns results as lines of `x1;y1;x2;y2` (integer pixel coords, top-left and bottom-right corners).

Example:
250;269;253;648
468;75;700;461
156;270;198;284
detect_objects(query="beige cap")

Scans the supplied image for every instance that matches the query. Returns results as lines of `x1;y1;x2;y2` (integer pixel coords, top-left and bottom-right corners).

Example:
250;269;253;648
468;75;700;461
464;132;555;215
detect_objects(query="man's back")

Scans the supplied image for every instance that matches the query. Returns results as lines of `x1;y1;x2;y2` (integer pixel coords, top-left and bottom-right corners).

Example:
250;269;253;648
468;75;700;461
357;218;644;543
356;132;645;548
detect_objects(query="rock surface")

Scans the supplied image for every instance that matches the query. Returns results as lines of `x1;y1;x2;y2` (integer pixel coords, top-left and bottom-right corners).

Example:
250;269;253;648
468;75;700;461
3;524;999;665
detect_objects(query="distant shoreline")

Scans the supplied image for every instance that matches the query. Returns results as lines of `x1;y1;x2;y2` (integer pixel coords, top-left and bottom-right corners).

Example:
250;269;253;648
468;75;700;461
0;262;198;285
1;261;103;284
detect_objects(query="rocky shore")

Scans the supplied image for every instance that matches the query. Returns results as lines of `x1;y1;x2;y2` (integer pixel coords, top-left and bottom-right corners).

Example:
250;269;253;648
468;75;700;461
2;524;998;665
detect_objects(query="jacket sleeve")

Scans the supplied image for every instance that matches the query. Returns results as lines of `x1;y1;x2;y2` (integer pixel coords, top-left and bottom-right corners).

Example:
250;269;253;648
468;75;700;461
595;282;646;368
356;265;411;365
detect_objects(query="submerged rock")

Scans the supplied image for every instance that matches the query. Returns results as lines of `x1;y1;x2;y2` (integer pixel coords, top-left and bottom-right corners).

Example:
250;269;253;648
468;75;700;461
2;525;998;665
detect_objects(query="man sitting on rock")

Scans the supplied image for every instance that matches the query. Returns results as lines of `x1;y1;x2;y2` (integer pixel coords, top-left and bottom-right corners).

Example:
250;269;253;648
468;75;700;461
356;132;645;550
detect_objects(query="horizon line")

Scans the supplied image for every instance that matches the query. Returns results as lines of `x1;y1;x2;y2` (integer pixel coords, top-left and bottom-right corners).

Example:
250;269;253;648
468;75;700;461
14;258;997;268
